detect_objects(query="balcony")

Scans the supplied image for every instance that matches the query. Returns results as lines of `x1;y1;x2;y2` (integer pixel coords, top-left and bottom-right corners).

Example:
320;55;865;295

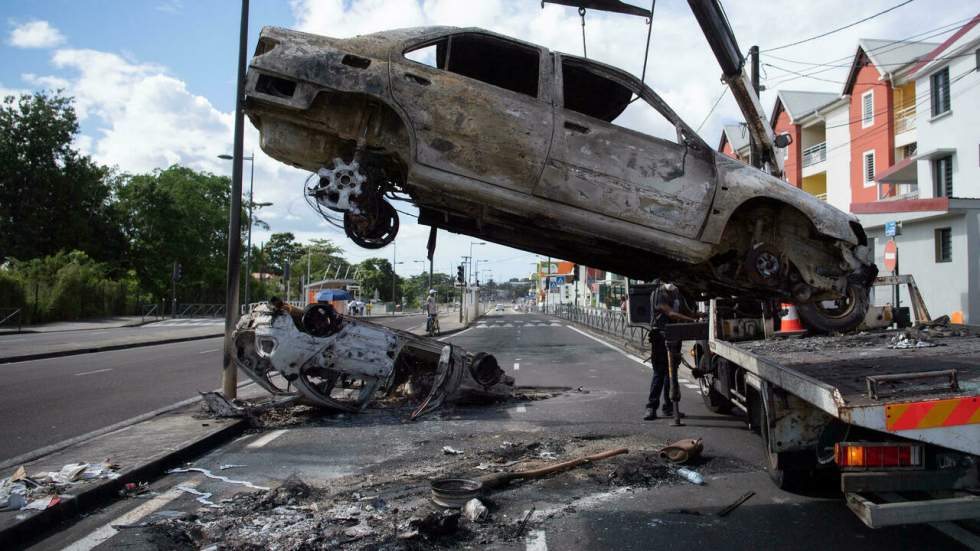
802;141;827;168
894;103;916;135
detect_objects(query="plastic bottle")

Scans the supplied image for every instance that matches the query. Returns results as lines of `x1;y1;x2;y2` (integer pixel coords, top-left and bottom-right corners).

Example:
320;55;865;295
676;467;704;485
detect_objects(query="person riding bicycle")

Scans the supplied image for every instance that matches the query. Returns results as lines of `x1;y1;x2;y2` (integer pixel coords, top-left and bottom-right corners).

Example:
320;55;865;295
425;289;439;334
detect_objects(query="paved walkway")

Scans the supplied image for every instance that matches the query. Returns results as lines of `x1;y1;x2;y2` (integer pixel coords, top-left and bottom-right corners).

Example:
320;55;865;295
4;316;147;334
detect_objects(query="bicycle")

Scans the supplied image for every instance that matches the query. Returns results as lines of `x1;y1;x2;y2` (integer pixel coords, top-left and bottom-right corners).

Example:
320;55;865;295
426;313;440;336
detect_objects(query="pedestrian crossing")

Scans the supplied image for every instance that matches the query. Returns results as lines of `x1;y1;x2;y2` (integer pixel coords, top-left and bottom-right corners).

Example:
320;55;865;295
143;319;225;327
474;320;564;329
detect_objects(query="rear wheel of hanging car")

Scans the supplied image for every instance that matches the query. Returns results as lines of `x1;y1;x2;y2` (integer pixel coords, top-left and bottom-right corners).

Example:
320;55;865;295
698;352;733;415
797;282;869;333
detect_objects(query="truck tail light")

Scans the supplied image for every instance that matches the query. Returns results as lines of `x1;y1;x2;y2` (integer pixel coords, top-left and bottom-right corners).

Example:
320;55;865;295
834;442;923;469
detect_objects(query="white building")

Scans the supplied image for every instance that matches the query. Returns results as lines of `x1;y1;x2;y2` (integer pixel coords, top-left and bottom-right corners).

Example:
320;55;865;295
864;15;980;323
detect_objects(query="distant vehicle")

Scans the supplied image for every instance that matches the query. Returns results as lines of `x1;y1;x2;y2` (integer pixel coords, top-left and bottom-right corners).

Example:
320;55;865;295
495;304;504;312
244;25;876;332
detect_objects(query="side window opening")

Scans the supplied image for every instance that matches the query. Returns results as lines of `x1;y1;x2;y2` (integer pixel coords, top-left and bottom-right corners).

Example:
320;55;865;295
561;60;678;143
403;34;539;98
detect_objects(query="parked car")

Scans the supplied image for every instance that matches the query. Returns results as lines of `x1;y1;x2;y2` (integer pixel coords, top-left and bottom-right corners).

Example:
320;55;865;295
243;26;877;332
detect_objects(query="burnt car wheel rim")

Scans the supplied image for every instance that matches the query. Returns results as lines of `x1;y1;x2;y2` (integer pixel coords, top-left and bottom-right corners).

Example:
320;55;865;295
343;200;399;249
810;285;860;320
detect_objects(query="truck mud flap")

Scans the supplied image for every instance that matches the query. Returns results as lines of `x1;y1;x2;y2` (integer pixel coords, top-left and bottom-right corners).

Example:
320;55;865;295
845;491;980;528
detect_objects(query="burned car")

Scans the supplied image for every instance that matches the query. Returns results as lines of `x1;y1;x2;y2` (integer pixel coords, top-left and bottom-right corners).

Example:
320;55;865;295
243;26;876;332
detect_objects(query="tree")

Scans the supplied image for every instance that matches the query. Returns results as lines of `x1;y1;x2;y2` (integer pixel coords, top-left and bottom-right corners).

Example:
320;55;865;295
0;92;126;265
116;165;233;302
356;257;399;302
262;232;304;276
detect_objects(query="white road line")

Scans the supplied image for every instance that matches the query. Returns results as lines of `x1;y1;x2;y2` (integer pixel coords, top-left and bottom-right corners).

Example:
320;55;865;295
526;529;548;551
565;325;648;368
440;327;475;339
63;483;195;551
74;368;113;376
513;362;520;371
198;348;219;354
515;405;527;413
679;378;690;383
683;384;700;390
246;429;287;449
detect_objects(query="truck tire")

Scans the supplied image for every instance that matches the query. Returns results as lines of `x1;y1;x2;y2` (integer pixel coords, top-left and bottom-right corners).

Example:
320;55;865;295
761;395;807;492
796;283;869;333
698;354;733;415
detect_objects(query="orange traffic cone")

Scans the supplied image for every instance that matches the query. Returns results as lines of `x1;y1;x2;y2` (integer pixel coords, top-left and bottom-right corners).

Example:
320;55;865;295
779;303;806;333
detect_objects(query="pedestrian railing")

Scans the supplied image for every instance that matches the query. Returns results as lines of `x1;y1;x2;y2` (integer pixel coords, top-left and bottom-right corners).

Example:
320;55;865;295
544;304;649;347
0;308;23;332
140;303;164;323
179;303;226;317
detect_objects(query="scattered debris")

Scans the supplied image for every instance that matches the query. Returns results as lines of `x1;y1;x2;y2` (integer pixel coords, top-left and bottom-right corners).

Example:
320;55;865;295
413;509;460;537
166;467;270;490
0;461;120;511
889;331;938;349
463;498;489;522
442;446;464;456
175;485;219;507
431;478;482;508
609;451;671;486
676;467;705;485
512;506;535;538
480;448;629;490
200;391;300;418
660;438;704;464
22;496;60;510
219;464;247;471
119;482;155;498
717;491;755;517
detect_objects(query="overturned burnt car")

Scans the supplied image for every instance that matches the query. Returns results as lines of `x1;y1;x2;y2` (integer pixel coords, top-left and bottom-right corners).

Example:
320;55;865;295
233;300;513;416
243;26;876;332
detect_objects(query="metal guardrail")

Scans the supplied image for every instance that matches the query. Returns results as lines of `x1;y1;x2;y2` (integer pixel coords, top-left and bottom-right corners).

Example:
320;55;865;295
802;141;827;167
545;304;649;346
140;303;163;323
0;308;23;332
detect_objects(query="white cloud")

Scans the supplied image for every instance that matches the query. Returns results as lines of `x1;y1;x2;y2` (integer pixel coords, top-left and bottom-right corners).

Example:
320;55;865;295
0;82;29;98
9;20;66;49
22;73;70;91
156;0;183;14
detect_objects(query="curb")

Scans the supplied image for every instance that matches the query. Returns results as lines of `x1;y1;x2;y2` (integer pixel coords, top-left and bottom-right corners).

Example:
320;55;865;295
0;333;224;365
0;413;248;550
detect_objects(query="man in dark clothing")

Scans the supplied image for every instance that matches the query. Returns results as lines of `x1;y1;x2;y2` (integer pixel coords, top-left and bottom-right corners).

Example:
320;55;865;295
645;282;703;420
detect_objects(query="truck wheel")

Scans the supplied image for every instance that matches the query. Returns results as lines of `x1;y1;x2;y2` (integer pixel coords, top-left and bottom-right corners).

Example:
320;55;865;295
796;282;869;333
698;354;733;414
761;397;807;491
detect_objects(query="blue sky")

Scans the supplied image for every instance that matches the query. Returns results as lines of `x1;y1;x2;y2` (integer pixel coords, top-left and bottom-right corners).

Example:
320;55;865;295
3;1;976;281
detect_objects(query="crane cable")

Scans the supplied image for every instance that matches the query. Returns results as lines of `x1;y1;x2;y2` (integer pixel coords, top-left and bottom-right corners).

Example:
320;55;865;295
579;7;588;58
640;0;657;85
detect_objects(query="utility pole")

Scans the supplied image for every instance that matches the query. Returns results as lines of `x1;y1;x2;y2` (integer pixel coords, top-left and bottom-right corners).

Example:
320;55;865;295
221;0;249;400
748;45;763;170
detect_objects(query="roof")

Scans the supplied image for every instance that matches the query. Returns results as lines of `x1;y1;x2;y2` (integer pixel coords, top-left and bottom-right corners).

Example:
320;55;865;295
908;13;980;76
769;90;839;126
718;124;750;153
843;38;939;93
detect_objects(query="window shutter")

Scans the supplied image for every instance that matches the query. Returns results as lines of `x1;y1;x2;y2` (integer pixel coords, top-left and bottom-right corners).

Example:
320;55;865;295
862;92;873;125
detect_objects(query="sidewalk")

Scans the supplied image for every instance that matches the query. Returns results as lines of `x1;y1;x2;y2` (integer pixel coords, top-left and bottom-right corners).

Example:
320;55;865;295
0;325;223;364
0;316;148;336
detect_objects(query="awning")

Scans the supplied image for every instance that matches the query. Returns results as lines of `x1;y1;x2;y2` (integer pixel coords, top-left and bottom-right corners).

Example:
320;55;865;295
875;157;917;184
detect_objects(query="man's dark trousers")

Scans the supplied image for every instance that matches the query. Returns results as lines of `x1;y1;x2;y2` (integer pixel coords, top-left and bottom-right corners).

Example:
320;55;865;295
647;334;681;413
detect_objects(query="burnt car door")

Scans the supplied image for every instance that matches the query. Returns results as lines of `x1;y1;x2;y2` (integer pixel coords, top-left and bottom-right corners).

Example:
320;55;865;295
536;55;716;239
389;31;553;194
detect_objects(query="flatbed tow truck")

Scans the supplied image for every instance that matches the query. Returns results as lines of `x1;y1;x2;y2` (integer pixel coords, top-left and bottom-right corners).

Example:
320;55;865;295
683;277;980;531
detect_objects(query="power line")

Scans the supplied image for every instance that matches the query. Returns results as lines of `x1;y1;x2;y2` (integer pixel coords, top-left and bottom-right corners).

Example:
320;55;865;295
696;86;728;133
762;0;915;52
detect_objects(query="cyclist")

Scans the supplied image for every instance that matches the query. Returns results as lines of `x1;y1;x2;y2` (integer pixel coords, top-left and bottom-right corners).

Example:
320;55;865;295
425;289;439;335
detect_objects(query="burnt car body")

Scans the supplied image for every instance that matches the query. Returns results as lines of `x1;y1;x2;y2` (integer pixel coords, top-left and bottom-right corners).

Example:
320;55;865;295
243;26;876;332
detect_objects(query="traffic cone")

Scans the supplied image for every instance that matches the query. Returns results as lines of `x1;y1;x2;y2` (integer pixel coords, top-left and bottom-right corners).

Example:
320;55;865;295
779;303;806;333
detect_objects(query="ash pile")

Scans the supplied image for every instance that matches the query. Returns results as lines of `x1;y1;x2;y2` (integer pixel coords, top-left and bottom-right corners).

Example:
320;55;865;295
225;300;513;419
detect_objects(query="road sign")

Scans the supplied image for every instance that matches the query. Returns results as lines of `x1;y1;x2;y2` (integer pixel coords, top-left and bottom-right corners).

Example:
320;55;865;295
554;276;565;285
884;221;899;237
883;239;898;273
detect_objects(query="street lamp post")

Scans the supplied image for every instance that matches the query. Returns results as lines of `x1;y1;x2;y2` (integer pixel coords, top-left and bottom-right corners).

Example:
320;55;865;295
469;241;486;285
391;241;404;312
219;152;255;309
221;0;249;400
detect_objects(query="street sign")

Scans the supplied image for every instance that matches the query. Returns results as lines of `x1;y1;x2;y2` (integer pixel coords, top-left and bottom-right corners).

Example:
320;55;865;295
554;276;565;285
883;239;898;273
549;279;559;290
884;221;900;237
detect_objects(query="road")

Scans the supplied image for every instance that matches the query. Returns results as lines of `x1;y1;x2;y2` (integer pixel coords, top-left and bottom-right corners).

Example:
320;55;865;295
30;311;964;551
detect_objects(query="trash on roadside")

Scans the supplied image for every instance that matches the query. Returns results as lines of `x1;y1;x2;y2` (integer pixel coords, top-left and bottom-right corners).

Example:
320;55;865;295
119;482;153;498
480;448;628;490
676;467;705;485
200;391;300;418
431;478;482;508
442;446;464;456
462;498;488;522
219;464;247;471
888;331;937;349
412;509;460;537
512;507;535;538
343;522;374;540
175;485;220;507
716;491;755;517
22;496;60;510
659;438;704;464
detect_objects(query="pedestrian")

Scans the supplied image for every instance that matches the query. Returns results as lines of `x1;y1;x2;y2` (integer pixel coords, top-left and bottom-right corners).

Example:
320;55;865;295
645;281;703;420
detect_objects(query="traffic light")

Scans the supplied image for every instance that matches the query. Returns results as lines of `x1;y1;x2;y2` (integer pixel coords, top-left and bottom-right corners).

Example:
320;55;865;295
456;264;465;283
172;261;182;282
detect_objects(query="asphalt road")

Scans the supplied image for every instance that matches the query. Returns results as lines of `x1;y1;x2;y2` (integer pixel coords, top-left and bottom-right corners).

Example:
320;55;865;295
0;337;226;462
31;310;966;550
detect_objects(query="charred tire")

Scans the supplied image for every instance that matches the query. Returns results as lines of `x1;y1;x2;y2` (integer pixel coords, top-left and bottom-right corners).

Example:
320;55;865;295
343;199;399;249
698;353;733;415
302;303;341;337
797;282;869;333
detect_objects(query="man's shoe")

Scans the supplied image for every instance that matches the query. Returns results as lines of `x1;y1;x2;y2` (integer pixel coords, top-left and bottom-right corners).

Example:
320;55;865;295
643;409;658;420
662;411;686;419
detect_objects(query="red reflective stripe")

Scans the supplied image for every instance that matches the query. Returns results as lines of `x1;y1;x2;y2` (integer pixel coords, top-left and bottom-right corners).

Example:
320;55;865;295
889;402;934;431
944;397;980;427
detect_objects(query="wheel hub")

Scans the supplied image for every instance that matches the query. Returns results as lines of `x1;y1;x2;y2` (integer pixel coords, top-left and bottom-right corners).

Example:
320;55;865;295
310;158;366;213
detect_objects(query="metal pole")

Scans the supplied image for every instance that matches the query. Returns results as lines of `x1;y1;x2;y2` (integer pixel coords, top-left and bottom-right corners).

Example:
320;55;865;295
748;45;762;170
243;154;255;309
222;0;249;400
391;241;396;311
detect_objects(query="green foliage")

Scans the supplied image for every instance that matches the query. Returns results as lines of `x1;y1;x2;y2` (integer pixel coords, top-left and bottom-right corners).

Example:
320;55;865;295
356;258;399;303
262;232;304;275
0;92;126;266
400;271;454;308
116;165;233;303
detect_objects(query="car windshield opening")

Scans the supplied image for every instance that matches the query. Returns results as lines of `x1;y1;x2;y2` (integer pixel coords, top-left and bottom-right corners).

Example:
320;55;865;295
404;39;447;69
446;34;539;98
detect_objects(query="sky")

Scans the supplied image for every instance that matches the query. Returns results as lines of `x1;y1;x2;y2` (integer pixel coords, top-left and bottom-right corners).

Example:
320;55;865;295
3;0;976;281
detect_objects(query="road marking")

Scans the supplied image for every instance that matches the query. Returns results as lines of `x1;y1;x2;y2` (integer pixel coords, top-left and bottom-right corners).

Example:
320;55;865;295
198;348;219;354
63;482;195;551
516;405;527;413
440;327;475;339
513;362;520;371
526;529;547;551
683;384;700;390
74;368;113;376
565;325;648;368
246;429;287;449
679;378;690;383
